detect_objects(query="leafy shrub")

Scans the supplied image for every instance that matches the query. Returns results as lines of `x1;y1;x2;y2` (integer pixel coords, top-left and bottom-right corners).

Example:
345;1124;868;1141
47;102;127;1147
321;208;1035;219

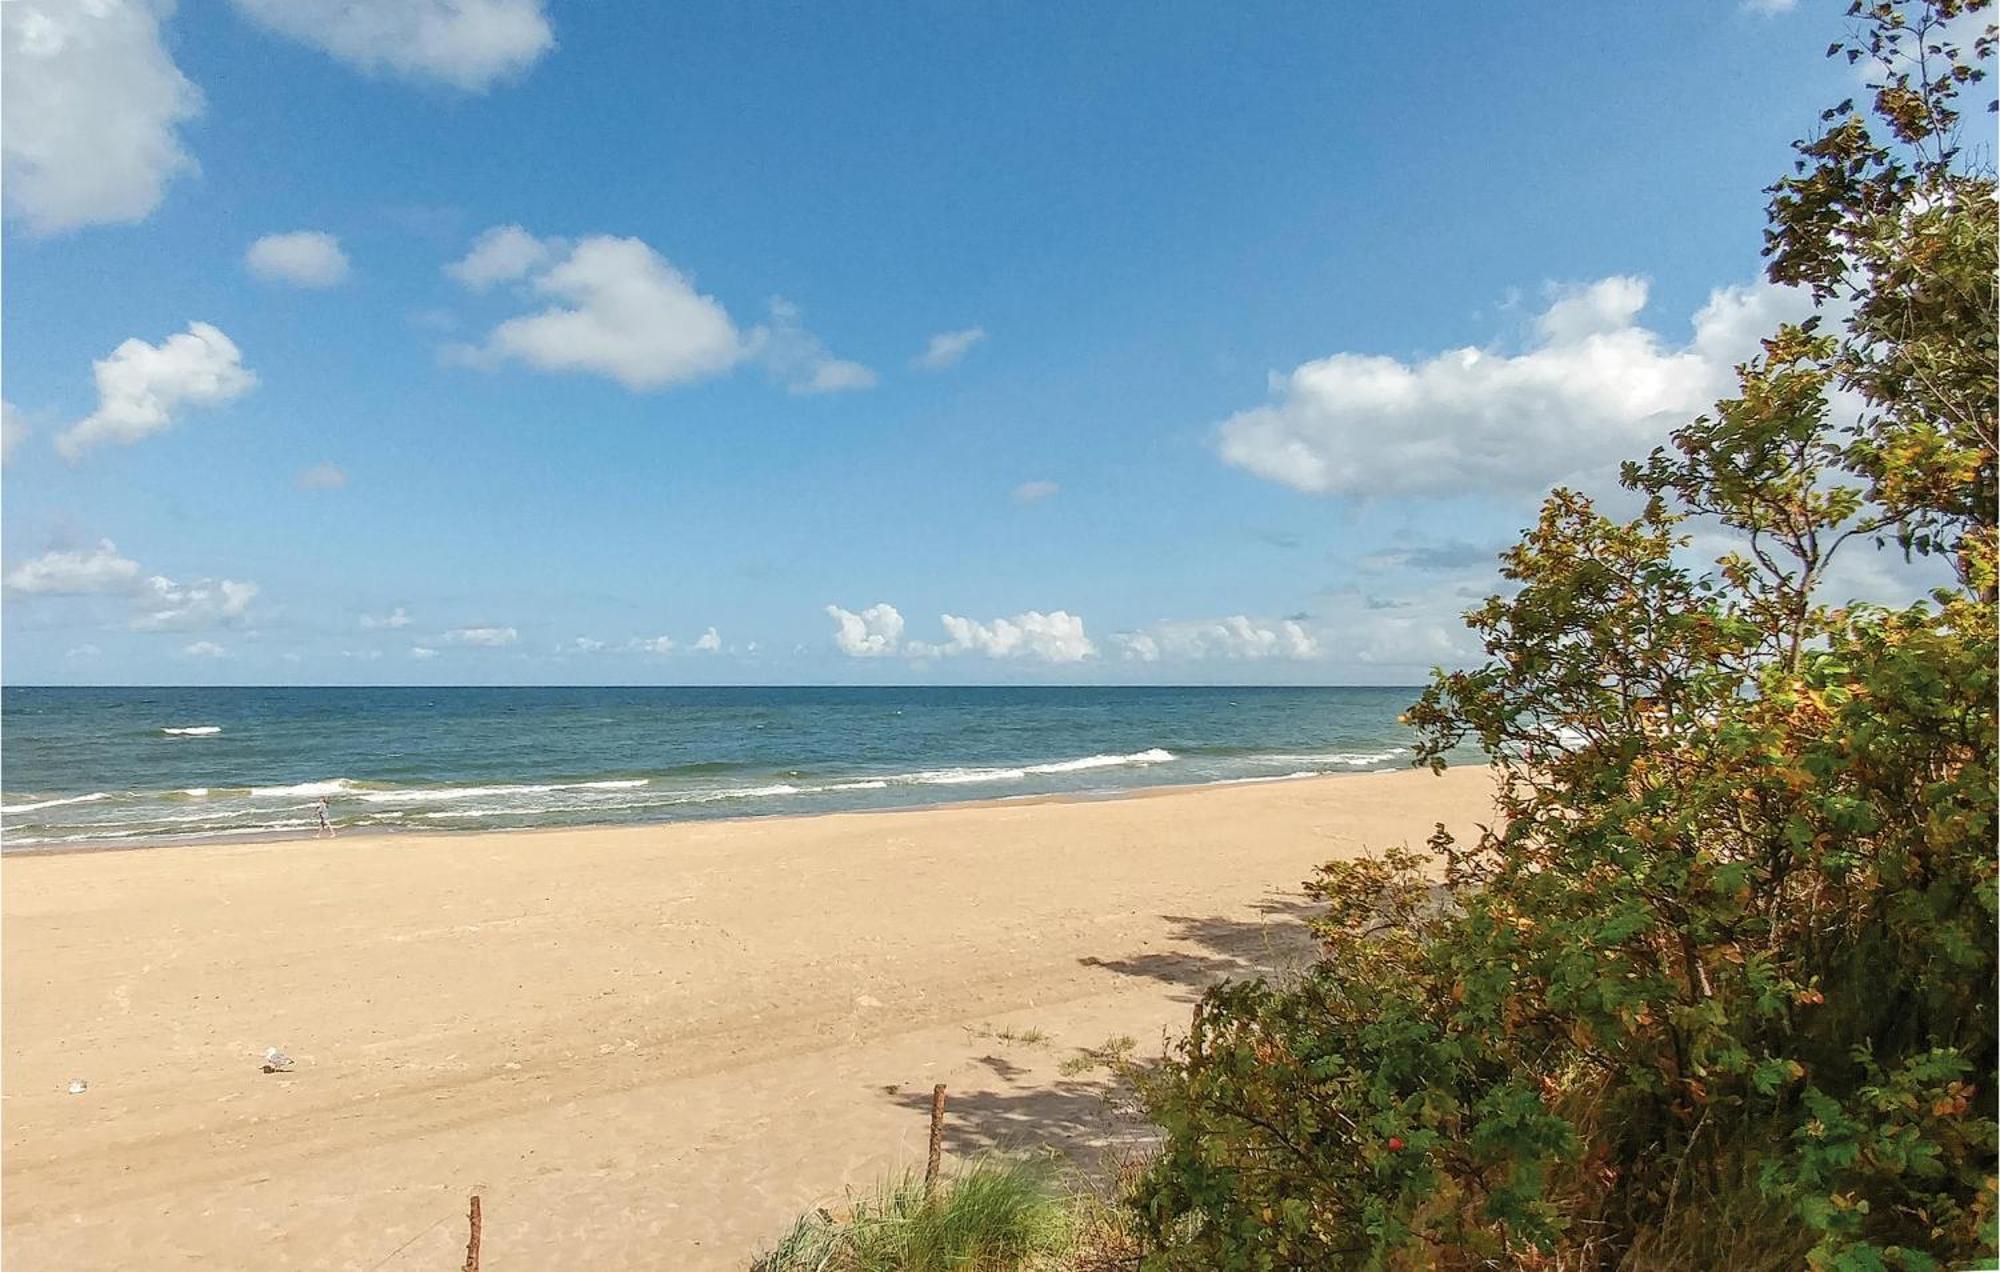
1129;3;1997;1267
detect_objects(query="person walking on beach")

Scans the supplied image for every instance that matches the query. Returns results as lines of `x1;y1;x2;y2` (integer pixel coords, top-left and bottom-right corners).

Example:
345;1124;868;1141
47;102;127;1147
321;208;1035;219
315;796;335;838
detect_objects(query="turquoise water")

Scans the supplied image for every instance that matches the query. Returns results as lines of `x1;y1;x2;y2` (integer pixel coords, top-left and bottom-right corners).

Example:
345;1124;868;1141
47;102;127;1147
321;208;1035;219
0;686;1448;849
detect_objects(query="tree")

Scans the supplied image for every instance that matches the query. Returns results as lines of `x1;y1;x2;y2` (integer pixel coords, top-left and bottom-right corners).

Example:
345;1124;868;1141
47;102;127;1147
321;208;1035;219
1130;4;1997;1266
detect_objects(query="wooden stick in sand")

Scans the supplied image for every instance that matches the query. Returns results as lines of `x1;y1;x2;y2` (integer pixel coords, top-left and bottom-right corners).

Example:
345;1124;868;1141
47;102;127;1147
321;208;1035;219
924;1083;948;1199
462;1193;482;1272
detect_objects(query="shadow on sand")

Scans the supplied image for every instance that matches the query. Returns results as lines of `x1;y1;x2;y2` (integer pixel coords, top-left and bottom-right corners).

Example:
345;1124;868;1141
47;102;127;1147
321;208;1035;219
883;891;1326;1164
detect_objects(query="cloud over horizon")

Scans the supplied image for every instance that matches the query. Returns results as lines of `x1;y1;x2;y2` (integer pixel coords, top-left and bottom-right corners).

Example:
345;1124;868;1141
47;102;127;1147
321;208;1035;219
1217;276;1815;498
5;539;257;631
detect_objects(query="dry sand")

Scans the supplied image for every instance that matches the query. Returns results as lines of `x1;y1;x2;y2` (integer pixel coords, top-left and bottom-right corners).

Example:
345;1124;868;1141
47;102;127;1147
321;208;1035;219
3;766;1493;1270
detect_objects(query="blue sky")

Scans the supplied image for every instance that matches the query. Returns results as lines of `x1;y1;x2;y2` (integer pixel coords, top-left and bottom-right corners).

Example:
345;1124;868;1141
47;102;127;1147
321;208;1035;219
0;0;1936;685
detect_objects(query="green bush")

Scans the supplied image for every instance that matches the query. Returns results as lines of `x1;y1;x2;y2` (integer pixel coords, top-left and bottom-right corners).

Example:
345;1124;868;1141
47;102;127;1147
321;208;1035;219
1129;3;1997;1267
755;1157;1078;1272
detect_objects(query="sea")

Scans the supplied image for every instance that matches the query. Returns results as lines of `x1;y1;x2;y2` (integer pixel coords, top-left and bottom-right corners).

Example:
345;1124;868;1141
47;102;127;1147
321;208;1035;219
0;685;1464;851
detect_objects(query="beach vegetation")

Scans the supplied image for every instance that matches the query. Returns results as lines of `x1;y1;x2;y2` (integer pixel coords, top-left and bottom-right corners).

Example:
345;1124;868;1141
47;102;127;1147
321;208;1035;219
1125;2;1998;1266
753;1156;1082;1272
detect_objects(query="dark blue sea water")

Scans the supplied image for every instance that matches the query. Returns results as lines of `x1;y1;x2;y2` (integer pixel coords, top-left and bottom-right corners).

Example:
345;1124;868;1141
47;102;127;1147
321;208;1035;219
0;685;1446;849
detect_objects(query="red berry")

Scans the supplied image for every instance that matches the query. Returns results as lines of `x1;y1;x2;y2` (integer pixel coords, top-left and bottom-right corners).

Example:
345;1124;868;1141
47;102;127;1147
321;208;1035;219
1386;1137;1405;1151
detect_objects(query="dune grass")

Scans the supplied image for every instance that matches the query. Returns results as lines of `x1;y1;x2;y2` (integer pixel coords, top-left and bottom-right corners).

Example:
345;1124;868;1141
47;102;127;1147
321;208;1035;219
753;1157;1080;1272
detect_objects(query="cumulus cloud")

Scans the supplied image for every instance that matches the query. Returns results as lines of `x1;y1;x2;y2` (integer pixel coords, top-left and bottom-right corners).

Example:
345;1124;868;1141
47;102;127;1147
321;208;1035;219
1111;616;1319;662
448;229;868;396
4;538;257;630
182;640;226;658
133;576;256;629
909;611;1096;663
628;635;676;655
1012;480;1059;505
692;626;722;652
752;299;876;395
825;603;904;657
55;322;255;460
914;327;986;370
560;636;607;654
3;0;202;234
297;461;347;490
461;233;745;390
245;230;349;287
1217;276;1814;498
444;223;551;289
360;606;410;629
226;0;553;91
409;645;438;660
444;625;517;646
4;539;143;594
827;602;1094;663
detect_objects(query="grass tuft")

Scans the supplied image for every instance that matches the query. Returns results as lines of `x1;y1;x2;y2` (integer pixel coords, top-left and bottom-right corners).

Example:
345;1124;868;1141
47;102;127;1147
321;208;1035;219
754;1157;1078;1272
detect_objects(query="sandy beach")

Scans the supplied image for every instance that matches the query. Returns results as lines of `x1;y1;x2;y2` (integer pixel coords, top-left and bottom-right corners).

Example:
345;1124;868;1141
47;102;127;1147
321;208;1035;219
3;766;1492;1270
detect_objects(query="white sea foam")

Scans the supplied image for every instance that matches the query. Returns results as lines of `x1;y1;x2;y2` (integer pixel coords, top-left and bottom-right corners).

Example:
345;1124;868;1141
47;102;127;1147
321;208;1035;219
354;778;647;806
908;767;1029;786
682;783;802;802
1023;748;1175;774
247;779;359;799
1;791;113;814
161;725;222;736
1249;747;1406;768
1216;770;1322;785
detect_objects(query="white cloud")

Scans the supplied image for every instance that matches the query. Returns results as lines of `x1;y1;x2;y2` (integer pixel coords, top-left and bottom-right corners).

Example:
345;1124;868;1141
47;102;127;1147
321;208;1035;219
226;0;553;91
444;626;516;646
133;576;256;630
182;640;226;659
692;626;722;653
56;322;255;460
1012;480;1059;505
445;223;551;289
5;539;142;594
6;539;256;631
1112;616;1319;662
3;401;29;460
360;606;410;629
468;234;745;390
1217;276;1813;498
245;230;349;287
1742;0;1794;12
914;327;986;370
825;603;905;657
909;611;1097;664
409;645;438;660
561;636;607;654
451;230;869;397
751;298;876;395
629;635;676;655
66;643;102;659
297;461;347;490
3;0;202;234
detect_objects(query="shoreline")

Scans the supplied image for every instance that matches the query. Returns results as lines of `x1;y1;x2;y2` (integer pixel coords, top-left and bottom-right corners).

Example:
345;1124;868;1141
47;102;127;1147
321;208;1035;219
4;765;1493;1269
0;760;1459;858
